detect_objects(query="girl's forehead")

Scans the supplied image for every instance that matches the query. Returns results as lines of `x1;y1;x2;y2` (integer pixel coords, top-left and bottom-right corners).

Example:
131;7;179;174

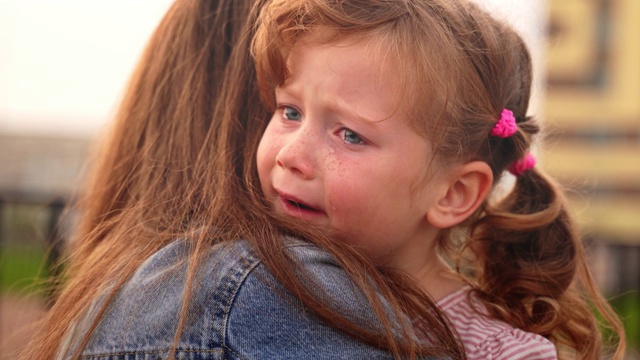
290;39;397;96
286;31;405;86
294;29;392;59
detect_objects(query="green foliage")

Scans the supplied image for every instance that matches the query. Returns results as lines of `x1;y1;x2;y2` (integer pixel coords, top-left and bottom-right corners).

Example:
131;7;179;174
610;291;640;352
1;202;54;295
0;245;48;294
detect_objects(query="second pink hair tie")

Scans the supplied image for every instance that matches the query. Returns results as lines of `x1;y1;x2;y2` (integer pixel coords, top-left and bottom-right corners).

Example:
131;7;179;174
509;153;536;176
491;109;517;138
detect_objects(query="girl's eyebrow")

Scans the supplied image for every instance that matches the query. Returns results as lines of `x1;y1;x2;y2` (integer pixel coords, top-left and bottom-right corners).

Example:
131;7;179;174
274;86;299;101
330;99;381;127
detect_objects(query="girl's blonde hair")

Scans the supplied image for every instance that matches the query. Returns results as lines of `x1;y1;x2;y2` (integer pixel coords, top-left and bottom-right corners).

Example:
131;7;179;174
253;0;626;358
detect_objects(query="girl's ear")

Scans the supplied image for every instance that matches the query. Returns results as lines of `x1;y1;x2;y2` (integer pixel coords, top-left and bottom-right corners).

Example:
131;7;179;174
426;161;493;229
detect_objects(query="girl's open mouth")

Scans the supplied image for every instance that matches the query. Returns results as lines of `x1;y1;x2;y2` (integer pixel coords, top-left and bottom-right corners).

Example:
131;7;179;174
278;195;324;219
287;199;318;211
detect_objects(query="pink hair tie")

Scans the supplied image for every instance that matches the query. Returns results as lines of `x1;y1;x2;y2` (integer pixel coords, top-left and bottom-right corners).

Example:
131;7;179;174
491;109;517;138
508;153;536;176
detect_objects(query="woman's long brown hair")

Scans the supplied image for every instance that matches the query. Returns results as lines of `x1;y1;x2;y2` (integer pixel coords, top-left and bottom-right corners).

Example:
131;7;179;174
253;0;625;359
20;0;464;359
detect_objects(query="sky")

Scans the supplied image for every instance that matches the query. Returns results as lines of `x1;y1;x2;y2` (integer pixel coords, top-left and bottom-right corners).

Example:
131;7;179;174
0;0;546;138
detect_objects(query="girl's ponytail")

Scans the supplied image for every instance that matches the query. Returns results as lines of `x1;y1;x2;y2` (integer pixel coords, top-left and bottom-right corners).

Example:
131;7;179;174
474;168;576;323
469;164;625;358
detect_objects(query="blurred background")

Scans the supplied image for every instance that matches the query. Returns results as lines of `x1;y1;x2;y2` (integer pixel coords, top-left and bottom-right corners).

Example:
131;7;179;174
0;0;638;358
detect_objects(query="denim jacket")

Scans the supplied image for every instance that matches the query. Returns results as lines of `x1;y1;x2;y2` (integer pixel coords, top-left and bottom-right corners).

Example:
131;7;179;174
59;239;431;359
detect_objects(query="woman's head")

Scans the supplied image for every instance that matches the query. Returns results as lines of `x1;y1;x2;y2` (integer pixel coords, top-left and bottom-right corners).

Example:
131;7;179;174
26;1;274;358
74;0;270;254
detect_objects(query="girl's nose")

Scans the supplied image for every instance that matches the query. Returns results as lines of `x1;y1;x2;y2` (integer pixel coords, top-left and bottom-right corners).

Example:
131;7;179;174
275;130;316;180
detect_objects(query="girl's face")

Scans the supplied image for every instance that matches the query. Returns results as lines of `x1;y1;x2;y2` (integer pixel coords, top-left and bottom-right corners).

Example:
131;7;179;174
257;36;450;268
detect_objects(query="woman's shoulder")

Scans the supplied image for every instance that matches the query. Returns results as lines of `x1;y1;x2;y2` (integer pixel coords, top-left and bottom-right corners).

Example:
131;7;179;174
76;239;396;359
70;239;261;359
438;287;558;360
224;238;395;359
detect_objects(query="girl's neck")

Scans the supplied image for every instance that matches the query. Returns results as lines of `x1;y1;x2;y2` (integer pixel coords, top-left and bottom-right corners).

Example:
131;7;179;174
413;256;465;301
380;236;465;301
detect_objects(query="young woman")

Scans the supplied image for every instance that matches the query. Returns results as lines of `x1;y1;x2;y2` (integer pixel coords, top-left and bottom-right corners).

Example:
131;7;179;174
22;0;462;358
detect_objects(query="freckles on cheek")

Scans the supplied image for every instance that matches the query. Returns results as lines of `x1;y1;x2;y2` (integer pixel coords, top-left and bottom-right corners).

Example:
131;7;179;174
325;177;374;228
325;156;381;223
326;184;351;214
324;156;355;210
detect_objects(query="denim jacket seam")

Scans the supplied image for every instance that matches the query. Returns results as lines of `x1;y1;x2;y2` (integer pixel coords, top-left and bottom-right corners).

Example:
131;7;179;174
222;344;246;360
80;348;224;359
218;253;261;360
282;240;315;251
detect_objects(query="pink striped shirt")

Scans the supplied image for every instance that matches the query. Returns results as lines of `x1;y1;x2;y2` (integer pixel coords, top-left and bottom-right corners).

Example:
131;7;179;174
438;287;558;360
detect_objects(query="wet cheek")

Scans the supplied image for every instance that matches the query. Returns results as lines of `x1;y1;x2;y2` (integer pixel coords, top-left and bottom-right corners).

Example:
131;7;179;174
324;158;400;236
325;152;378;198
323;155;349;211
325;174;371;229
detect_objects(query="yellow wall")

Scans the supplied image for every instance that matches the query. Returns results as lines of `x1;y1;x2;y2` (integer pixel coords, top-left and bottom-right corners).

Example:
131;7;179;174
543;0;640;244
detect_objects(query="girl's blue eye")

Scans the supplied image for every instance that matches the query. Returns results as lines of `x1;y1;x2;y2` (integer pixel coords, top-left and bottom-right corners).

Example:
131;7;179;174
341;128;365;145
282;106;302;121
